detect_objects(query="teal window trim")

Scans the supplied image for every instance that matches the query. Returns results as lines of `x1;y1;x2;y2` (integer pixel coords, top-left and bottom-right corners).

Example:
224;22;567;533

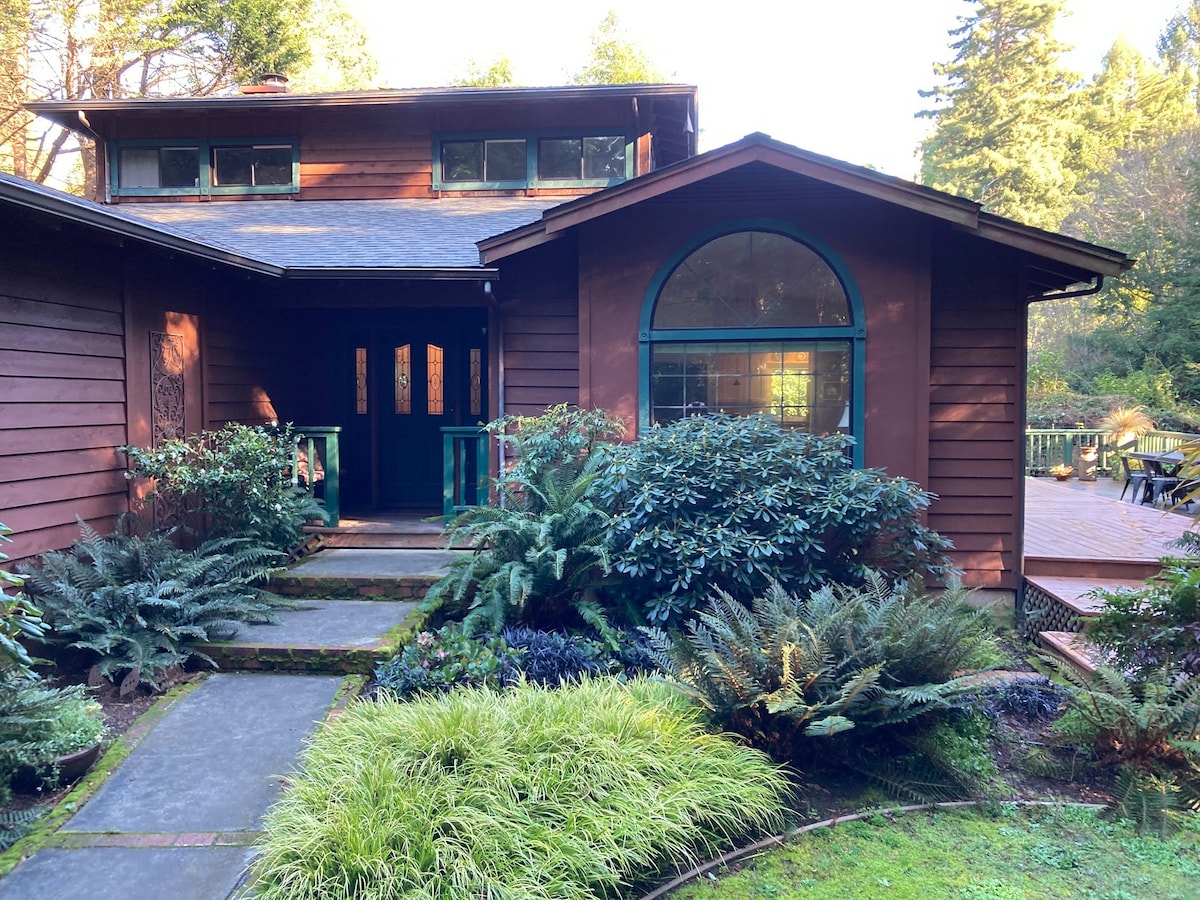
432;130;632;191
109;137;299;197
637;218;867;468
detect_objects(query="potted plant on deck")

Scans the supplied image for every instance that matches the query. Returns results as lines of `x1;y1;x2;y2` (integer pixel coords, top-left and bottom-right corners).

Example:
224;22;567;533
1049;464;1074;481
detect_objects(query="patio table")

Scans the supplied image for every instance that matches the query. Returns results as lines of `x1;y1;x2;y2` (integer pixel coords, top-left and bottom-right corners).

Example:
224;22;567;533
1128;450;1188;506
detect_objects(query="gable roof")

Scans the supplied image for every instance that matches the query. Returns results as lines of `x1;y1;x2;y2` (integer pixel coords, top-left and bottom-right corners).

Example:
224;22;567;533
0;173;555;279
478;132;1132;291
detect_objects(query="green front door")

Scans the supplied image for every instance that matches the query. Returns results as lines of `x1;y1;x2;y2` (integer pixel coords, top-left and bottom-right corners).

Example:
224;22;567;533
343;312;487;511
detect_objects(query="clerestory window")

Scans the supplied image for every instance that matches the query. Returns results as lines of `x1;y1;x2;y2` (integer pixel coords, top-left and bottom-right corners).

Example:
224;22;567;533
434;132;631;190
111;139;299;196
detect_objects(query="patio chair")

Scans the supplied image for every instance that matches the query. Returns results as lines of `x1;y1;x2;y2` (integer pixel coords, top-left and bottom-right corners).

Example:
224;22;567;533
1142;458;1181;507
1118;455;1148;503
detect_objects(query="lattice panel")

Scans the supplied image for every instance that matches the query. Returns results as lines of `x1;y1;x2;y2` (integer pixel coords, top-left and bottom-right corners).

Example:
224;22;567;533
1021;581;1080;638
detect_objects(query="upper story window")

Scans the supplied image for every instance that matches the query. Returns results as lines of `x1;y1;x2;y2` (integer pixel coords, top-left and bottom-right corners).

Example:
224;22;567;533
434;132;631;191
110;139;298;197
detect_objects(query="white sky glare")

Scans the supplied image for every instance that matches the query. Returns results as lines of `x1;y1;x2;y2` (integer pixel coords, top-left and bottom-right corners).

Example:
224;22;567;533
347;0;1186;179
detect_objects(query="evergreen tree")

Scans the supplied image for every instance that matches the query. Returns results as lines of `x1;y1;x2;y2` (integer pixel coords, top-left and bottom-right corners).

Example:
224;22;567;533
452;57;516;88
919;0;1080;230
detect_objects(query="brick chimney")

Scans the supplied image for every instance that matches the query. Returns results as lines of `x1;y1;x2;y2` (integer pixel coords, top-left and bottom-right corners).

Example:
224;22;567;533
239;73;291;95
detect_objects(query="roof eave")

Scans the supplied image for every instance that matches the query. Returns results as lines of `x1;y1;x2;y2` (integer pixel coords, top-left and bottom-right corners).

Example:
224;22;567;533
282;266;499;281
27;84;699;131
0;179;282;276
479;135;983;262
968;214;1132;278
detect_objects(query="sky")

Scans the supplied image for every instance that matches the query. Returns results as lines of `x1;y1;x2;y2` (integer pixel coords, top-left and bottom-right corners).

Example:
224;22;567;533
347;0;1188;179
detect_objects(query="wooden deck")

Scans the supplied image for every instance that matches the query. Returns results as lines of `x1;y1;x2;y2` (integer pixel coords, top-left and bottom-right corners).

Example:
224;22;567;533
1024;477;1193;579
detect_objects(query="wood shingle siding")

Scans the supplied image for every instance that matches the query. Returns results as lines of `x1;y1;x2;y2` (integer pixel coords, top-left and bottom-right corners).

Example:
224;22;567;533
0;233;129;564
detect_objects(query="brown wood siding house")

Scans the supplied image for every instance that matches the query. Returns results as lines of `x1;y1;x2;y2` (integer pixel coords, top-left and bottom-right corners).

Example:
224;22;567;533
2;84;1128;604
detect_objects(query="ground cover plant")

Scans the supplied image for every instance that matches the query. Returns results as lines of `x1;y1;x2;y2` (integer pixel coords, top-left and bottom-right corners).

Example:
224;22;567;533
373;624;655;698
669;803;1200;899
19;523;289;692
253;678;789;899
124;422;326;551
598;414;957;625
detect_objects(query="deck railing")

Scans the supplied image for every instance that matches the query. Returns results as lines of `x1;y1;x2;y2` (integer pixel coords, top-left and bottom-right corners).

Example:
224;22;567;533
1024;428;1199;477
288;426;341;527
441;426;490;518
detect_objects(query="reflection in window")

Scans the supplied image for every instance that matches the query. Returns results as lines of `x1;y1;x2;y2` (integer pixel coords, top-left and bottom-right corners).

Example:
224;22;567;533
427;344;444;415
442;139;526;182
537;136;625;180
650;341;849;432
355;347;367;415
653;231;849;329
212;145;293;186
118;146;199;189
470;348;482;416
394;345;411;414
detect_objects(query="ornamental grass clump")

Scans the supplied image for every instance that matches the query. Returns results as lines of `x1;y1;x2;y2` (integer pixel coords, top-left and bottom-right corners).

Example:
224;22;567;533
253;678;789;900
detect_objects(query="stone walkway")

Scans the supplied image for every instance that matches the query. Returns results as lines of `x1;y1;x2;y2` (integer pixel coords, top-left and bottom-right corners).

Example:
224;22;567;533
0;673;346;899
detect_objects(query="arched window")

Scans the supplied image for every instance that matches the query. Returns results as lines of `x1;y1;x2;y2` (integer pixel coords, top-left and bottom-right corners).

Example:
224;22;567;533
641;225;864;457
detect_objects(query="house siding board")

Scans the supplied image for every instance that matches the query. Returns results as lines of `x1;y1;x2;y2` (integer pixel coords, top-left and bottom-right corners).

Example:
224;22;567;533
0;219;133;565
926;234;1024;590
498;244;580;415
204;300;284;428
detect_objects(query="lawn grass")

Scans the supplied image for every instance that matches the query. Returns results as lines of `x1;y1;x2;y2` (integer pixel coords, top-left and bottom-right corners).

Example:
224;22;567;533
670;804;1200;899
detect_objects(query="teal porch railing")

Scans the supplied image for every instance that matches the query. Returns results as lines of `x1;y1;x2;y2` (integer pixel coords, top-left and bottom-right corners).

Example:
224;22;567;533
442;426;490;519
1024;428;1198;477
289;426;341;527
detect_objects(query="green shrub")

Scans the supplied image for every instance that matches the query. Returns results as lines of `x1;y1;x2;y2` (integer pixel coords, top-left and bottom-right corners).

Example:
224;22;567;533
1049;661;1200;835
20;523;289;692
0;679;104;803
491;403;625;486
1089;562;1200;677
599;414;956;624
124;423;326;550
645;576;999;796
0;524;44;679
253;678;789;899
422;454;616;634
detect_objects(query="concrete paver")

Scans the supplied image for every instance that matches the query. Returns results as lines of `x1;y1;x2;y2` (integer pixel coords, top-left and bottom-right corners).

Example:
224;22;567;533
0;847;256;900
65;673;341;833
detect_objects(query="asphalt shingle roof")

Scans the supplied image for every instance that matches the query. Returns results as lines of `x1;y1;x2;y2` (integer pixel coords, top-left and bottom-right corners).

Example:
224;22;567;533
127;198;562;270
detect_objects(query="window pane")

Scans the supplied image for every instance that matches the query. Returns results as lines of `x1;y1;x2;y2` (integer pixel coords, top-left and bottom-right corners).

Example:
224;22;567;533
213;146;253;186
538;138;580;179
119;148;160;188
160;147;199;188
653;231;851;329
355;348;368;415
651;341;850;434
394;345;411;415
583;136;625;179
427;344;444;415
253;146;292;185
442;141;483;182
485;139;526;181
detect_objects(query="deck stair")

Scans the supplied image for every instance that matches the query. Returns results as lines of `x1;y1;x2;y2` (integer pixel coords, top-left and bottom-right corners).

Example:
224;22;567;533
1022;575;1145;676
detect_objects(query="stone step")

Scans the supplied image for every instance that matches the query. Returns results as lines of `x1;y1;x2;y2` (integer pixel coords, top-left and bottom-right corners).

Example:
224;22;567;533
1038;630;1102;676
270;548;459;601
199;599;421;674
